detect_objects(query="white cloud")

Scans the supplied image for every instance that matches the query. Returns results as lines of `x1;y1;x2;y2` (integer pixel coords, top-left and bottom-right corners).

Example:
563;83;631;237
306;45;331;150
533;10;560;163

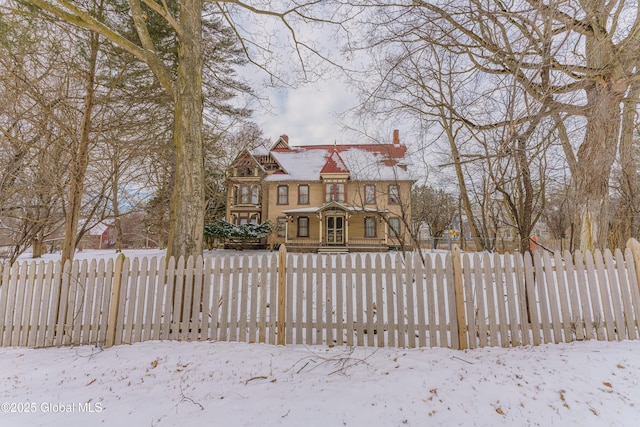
253;78;358;146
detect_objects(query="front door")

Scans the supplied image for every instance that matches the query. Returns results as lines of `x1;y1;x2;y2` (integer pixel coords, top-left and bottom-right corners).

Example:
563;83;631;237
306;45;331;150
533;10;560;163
326;215;345;245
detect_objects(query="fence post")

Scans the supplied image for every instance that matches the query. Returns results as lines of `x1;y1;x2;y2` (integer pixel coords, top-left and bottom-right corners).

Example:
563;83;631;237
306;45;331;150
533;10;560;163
106;253;125;348
277;244;287;345
452;245;467;350
627;238;640;293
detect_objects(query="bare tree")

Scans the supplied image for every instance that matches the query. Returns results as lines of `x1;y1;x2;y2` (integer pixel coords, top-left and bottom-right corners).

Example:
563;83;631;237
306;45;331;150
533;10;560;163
411;185;456;249
346;0;640;251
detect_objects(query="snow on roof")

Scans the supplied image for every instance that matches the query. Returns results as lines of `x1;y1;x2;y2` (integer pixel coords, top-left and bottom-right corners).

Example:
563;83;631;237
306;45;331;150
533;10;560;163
263;145;412;182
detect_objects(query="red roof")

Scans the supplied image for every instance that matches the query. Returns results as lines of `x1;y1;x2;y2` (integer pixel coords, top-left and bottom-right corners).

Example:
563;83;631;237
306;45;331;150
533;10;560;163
320;149;349;174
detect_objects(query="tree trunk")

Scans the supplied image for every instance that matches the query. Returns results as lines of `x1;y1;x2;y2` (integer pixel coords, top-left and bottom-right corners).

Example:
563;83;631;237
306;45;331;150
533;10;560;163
61;31;99;264
573;88;623;251
166;0;205;260
573;6;626;252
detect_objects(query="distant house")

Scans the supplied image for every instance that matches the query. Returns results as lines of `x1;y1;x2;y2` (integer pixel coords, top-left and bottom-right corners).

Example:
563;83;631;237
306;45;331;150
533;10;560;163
79;222;115;250
226;130;414;252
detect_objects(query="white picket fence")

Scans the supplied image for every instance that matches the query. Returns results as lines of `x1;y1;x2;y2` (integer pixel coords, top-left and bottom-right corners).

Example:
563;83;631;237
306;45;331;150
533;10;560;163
1;243;640;349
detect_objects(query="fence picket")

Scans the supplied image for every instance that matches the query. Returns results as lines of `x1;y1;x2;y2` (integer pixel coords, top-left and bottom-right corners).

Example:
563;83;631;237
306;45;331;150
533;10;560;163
143;257;158;342
305;254;314;344
365;255;375;347
219;256;231;341
249;255;260;343
493;255;509;348
239;255;250;343
445;254;458;349
209;256;222;342
36;261;55;347
604;250;625;341
295;255;304;344
405;255;416;349
542;252;562;343
473;254;487;347
385;254;396;347
257;255;268;343
503;255;520;347
345;255;354;347
482;254;498;347
462;254;477;349
191;256;204;341
12;261;30;346
134;258;149;343
414;254;427;348
182;256;195;341
533;252;552;344
161;257;175;341
562;252;584;341
355;254;364;347
553;252;573;343
594;250;615;340
77;259;94;345
375;254;387;347
55;260;72;346
123;258;139;344
574;251;595;340
434;255;447;347
268;254;277;345
200;257;213;341
524;252;541;346
0;262;12;346
89;259;107;346
27;261;46;347
325;255;334;346
513;253;529;346
584;251;606;340
315;254;323;345
615;249;636;340
396;253;406;348
336;256;345;346
624;248;640;335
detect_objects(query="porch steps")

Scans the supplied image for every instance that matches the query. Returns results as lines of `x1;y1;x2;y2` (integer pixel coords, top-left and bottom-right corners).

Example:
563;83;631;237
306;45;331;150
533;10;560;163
317;247;349;254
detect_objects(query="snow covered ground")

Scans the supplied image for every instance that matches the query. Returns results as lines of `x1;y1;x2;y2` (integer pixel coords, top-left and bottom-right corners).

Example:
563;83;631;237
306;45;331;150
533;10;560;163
1;340;639;426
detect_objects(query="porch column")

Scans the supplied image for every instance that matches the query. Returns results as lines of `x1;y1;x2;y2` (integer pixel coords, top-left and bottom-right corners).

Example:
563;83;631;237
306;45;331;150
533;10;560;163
285;216;290;244
384;220;388;245
318;212;323;245
345;213;349;245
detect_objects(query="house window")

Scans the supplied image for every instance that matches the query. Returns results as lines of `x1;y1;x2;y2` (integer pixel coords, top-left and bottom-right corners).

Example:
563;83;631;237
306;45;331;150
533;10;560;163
389;217;400;238
365;184;376;205
365;217;376;237
237;185;259;204
325;183;345;202
298;185;309;205
278;185;288;205
297;217;309;237
237;167;253;177
389;184;400;204
277;217;287;237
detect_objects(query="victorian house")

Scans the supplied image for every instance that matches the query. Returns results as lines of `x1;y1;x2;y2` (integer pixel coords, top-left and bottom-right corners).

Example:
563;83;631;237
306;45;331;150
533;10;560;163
226;130;414;252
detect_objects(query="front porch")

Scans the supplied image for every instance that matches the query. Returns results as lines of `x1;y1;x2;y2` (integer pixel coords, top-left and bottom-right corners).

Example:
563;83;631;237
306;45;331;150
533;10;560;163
280;201;398;253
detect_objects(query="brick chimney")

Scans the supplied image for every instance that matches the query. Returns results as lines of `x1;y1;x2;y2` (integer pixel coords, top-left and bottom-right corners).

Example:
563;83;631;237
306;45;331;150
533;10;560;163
393;129;400;145
280;134;289;143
